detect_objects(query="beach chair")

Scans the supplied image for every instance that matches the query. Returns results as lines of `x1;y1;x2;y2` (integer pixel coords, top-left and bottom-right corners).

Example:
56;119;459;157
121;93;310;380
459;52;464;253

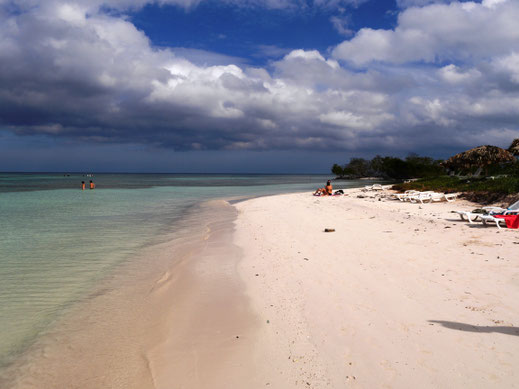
419;192;458;204
454;211;483;223
480;214;508;229
444;193;458;202
508;200;519;211
408;191;436;203
480;210;519;229
394;190;420;201
363;184;384;192
453;202;517;224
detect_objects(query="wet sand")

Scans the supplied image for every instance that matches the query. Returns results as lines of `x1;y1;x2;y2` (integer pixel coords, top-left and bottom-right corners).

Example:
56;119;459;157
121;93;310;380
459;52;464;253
0;200;262;389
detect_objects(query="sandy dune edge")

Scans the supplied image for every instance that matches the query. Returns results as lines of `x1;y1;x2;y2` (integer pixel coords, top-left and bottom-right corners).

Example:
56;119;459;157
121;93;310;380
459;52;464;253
234;189;519;388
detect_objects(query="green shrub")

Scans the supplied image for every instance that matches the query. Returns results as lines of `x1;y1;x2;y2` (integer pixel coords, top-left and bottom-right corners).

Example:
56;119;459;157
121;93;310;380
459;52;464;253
393;175;519;195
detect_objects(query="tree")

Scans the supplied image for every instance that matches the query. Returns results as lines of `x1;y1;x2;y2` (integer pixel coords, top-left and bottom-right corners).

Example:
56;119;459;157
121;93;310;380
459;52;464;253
331;163;344;178
331;153;445;180
344;158;370;177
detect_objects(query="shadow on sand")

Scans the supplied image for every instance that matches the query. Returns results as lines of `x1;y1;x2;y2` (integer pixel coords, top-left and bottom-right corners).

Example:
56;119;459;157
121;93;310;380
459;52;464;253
429;320;519;336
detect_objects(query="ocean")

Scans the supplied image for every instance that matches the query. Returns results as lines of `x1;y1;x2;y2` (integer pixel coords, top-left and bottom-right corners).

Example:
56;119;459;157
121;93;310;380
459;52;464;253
0;173;366;383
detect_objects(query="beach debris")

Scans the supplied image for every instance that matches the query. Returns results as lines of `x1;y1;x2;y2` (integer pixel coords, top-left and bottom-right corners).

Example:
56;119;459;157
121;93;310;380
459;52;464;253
236;336;240;339
303;257;310;261
267;320;270;324
255;274;259;276
324;228;335;232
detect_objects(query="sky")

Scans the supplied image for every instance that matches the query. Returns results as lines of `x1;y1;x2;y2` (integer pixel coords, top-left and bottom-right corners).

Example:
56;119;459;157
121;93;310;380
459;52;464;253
0;0;518;173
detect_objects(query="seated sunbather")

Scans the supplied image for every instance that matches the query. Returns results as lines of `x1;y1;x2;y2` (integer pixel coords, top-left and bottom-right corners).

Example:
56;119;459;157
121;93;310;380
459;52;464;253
314;180;333;196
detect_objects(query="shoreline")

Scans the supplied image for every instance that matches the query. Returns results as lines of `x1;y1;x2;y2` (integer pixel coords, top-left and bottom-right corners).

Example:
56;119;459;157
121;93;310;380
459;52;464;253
2;187;518;388
0;199;262;389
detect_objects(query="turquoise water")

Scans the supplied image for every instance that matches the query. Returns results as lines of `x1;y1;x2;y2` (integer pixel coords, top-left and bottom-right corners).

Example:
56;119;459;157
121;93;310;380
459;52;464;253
0;173;364;371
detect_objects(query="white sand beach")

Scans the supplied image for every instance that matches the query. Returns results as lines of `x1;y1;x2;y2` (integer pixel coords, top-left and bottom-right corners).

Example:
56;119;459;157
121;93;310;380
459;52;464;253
232;189;519;388
3;190;518;389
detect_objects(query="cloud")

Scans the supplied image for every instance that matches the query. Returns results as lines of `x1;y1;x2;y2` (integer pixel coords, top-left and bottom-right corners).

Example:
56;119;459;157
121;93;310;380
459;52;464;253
437;64;481;84
40;0;370;13
0;0;518;157
330;14;353;36
396;0;449;8
333;0;519;66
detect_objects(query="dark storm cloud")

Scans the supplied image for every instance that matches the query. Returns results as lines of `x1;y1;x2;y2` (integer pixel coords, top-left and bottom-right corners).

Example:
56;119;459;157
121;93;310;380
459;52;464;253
0;0;518;156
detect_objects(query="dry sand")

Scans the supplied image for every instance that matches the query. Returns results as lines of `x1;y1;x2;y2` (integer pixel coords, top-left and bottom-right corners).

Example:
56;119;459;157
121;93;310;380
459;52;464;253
234;189;519;388
3;191;518;389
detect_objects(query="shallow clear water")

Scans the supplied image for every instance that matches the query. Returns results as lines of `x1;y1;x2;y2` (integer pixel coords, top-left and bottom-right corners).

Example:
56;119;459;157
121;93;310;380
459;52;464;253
0;173;365;370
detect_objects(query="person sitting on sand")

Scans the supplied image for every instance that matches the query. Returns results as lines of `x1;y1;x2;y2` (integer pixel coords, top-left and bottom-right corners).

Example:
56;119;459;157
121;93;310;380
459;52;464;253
314;180;333;196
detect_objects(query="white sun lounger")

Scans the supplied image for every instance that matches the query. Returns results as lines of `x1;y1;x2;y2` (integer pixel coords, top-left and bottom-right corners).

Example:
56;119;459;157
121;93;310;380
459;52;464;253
453;209;503;223
407;192;457;204
480;214;507;229
454;201;519;224
479;209;519;229
363;184;384;192
420;192;458;203
453;211;483;223
394;190;420;201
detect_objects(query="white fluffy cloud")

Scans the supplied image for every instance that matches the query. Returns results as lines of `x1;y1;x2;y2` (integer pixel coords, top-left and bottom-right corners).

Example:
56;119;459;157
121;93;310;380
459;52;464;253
333;0;519;66
0;0;518;155
396;0;449;8
29;0;368;13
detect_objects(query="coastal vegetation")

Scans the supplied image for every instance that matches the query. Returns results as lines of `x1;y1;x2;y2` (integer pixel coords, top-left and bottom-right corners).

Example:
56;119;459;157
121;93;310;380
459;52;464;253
331;154;444;180
393;176;519;204
332;140;519;203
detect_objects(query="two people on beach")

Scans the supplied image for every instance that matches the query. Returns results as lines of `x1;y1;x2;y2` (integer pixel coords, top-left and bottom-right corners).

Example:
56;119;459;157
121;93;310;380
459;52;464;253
81;180;95;190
